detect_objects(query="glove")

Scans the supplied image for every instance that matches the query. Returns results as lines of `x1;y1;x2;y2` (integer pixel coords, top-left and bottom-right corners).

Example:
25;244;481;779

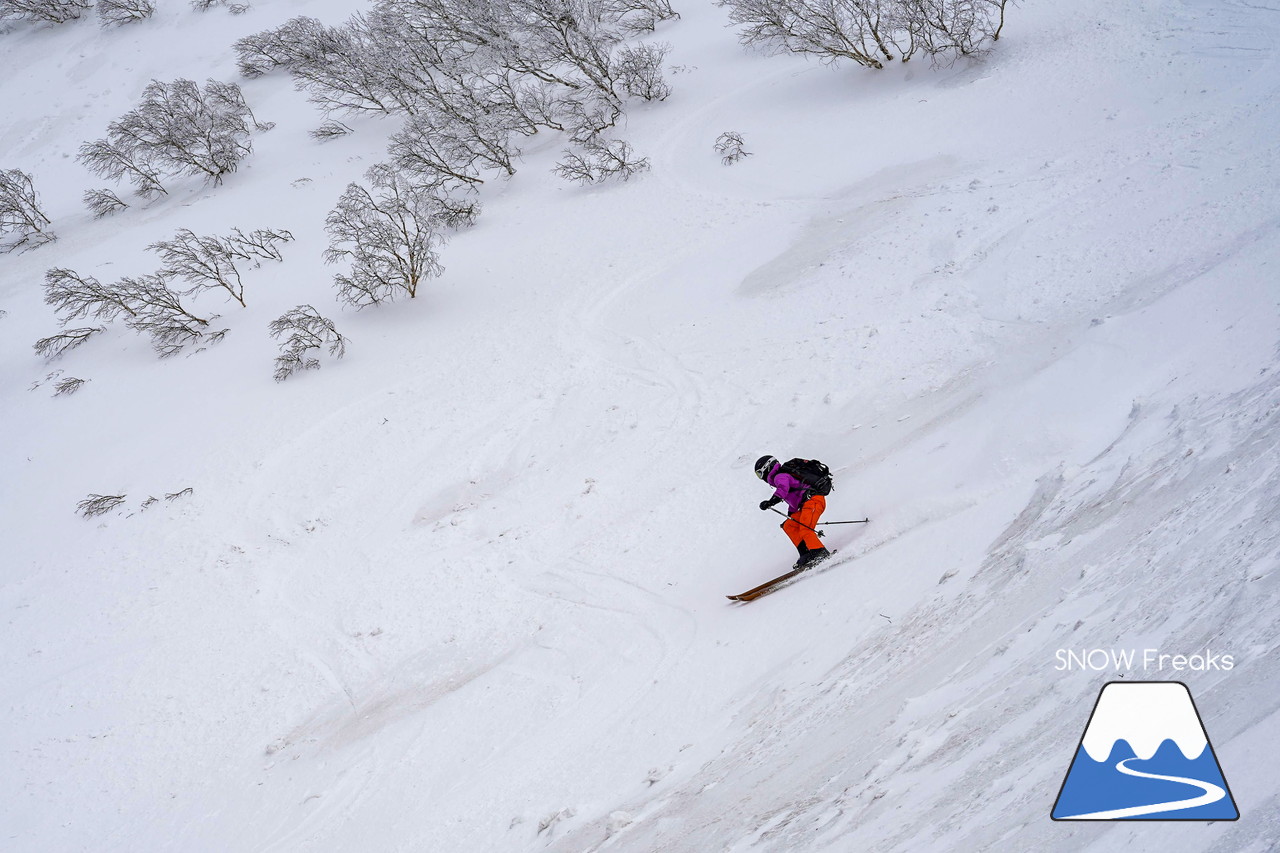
760;498;779;511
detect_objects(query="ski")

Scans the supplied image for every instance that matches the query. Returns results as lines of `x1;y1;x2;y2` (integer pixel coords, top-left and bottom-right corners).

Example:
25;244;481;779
727;550;839;602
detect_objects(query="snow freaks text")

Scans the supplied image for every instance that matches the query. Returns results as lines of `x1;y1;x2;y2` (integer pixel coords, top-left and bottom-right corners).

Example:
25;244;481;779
1054;649;1235;672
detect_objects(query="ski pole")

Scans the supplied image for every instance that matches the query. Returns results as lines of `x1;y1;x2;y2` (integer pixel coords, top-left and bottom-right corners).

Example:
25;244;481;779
768;507;869;530
768;506;818;532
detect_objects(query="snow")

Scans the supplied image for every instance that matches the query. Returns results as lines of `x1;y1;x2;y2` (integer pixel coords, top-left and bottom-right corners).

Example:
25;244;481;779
2;0;1279;850
1080;683;1208;762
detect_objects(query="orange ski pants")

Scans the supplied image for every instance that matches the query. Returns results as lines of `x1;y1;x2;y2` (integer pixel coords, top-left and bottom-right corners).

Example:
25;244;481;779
782;494;826;551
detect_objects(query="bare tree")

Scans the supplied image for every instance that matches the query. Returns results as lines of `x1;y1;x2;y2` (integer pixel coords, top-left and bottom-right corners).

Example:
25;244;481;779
191;0;246;10
224;226;294;262
39;225;283;361
148;226;292;307
900;0;1010;58
77;493;126;518
714;131;751;164
234;16;398;113
78;137;168;199
96;0;152;25
388;109;521;187
0;0;90;23
719;0;892;68
554;137;650;184
43;267;139;323
205;78;273;131
269;305;348;381
310;120;354;141
358;6;501;117
430;188;482;230
718;0;1009;69
44;266;220;358
237;0;672;126
0;169;55;252
34;326;106;360
118;272;221;357
233;0;675;199
53;376;87;396
78;78;262;197
149;229;246;305
612;43;672;101
555;88;625;142
985;0;1009;40
508;0;626;99
83;187;129;218
324;163;447;307
232;15;323;78
604;0;679;34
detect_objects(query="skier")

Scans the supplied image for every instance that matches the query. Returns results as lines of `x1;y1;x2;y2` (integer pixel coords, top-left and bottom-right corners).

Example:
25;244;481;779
754;455;833;570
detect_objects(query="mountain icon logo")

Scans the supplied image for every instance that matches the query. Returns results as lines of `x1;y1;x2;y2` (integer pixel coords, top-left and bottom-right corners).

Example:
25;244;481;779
1052;681;1239;821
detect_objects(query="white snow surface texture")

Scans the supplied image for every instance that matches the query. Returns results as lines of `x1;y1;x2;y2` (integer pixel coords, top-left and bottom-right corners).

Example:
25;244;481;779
2;0;1279;850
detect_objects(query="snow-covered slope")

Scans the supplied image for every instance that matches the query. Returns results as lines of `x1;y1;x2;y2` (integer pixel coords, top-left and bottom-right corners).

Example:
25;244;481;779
2;0;1279;850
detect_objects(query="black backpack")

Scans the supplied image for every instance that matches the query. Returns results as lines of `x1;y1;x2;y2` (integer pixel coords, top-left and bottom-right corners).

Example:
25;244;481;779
781;458;833;496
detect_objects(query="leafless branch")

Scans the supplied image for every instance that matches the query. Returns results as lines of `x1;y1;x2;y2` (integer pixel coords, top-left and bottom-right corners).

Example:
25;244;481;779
77;493;127;518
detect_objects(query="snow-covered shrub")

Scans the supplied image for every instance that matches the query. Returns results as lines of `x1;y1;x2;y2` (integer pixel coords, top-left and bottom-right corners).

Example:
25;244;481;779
234;16;393;113
236;0;673;142
905;0;1011;57
77;79;263;197
604;0;679;34
0;168;54;252
555;89;625;142
324;163;447;306
718;0;1010;69
232;0;675;215
83;187;129;218
714;131;751;164
613;43;672;101
96;0;152;26
388;111;520;188
269;305;348;381
148;226;293;307
554;137;650;184
232;15;323;78
0;0;89;23
488;0;637;105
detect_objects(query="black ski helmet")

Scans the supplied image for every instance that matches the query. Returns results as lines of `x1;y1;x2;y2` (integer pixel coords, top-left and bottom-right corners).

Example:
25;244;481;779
754;455;778;480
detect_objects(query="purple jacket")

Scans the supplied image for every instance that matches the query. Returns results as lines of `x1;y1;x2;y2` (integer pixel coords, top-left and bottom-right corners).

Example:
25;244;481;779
764;463;811;513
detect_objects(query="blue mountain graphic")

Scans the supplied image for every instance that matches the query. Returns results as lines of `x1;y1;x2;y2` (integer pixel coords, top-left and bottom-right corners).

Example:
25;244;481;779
1053;739;1238;820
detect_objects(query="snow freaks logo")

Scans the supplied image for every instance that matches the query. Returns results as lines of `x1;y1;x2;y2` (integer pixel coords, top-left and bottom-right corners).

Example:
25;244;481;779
1051;682;1239;821
1053;648;1234;672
